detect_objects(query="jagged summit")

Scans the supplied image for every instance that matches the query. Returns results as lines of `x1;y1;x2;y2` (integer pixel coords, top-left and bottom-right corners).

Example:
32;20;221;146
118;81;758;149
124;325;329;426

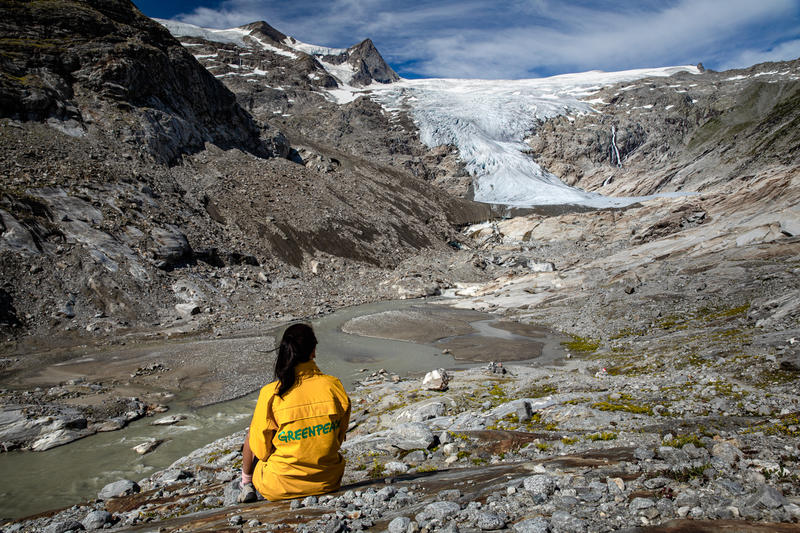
156;18;399;88
347;38;400;85
242;20;289;44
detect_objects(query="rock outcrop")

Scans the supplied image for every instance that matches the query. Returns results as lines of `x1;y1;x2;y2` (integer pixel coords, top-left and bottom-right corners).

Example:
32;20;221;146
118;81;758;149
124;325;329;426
527;59;800;198
0;0;282;163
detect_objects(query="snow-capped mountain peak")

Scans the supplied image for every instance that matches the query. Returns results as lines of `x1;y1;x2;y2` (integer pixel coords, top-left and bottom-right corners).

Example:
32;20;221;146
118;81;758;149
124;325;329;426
155;18;397;89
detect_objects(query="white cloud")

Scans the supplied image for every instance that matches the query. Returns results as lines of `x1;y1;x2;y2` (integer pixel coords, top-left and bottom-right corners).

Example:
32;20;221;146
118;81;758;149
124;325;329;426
719;39;800;71
174;5;264;28
167;0;800;78
398;0;800;77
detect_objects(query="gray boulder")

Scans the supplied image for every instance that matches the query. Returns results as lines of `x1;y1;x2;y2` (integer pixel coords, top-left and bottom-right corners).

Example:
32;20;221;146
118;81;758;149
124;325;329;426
421;500;461;520
674;489;699;508
711;441;741;466
0;209;40;254
657;446;689;464
629;497;655;512
513;517;549;533
45;520;85;533
223;479;242;506
93;417;127;432
149;225;191;267
389;422;435;450
633;447;655;460
747;484;788;509
31;428;85;451
780;216;800;236
477;511;505;530
404;449;427;464
395;401;445;423
549;511;586;532
388;516;412;533
523;474;556;502
384;461;409;474
98;479;140;500
82;510;112;530
438;489;461;501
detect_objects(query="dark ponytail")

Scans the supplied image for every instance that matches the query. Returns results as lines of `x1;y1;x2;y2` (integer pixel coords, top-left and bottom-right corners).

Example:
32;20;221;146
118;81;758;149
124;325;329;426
274;323;317;397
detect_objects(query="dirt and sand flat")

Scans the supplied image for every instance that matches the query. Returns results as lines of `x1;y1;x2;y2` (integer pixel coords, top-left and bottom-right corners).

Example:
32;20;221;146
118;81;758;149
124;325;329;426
341;303;567;363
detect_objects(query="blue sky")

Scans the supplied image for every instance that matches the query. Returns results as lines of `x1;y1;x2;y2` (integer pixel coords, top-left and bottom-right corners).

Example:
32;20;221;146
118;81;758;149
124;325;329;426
134;0;800;79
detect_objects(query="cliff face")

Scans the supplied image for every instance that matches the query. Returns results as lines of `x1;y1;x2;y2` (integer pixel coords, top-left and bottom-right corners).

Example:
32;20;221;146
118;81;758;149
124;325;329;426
0;0;283;163
526;59;800;198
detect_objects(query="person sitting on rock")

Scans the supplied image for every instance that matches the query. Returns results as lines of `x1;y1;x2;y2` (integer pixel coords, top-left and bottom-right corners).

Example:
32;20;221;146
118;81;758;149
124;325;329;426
238;323;351;502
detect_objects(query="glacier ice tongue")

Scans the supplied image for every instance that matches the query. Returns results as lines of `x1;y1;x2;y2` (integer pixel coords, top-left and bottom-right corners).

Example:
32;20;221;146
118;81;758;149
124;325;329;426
370;67;699;208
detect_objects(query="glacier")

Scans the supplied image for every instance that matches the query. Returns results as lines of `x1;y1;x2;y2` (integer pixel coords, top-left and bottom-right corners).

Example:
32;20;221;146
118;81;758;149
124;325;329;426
155;18;700;208
367;68;700;208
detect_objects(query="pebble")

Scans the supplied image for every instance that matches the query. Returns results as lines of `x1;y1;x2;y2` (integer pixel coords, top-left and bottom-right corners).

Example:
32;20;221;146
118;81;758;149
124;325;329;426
476;511;505;530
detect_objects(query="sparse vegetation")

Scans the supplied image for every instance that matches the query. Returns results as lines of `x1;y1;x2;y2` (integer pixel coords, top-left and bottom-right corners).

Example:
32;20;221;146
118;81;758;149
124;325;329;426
367;460;385;479
562;336;601;354
663;433;705;448
587;432;617;441
667;463;710;481
591;394;653;415
520;383;557;398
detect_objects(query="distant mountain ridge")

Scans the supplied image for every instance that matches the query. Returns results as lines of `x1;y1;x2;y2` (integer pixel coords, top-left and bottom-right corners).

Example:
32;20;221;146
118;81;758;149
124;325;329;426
156;18;399;89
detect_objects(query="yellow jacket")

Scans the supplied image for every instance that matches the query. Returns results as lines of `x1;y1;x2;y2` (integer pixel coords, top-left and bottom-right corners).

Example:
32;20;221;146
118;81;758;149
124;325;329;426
249;360;351;500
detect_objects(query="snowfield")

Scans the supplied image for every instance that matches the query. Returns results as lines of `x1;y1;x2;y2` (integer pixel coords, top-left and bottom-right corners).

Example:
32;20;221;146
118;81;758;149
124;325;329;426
156;19;700;207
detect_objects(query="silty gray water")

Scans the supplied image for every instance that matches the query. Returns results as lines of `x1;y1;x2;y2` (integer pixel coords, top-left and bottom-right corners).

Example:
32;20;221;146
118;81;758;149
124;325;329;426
0;299;565;519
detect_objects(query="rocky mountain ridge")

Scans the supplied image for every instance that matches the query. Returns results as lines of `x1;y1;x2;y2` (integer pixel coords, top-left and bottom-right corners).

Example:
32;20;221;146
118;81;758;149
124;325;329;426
0;0;488;341
527;59;800;199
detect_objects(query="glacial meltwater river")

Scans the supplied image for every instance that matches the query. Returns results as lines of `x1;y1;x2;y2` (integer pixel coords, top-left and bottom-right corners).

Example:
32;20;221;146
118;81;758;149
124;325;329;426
0;299;567;520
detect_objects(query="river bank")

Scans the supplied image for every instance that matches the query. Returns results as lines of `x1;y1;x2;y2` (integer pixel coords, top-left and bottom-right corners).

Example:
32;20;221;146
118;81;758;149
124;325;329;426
7;331;799;532
0;300;564;520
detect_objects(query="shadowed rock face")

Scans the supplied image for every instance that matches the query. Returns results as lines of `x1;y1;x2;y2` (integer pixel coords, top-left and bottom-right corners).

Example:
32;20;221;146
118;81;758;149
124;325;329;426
346;39;400;86
0;0;282;163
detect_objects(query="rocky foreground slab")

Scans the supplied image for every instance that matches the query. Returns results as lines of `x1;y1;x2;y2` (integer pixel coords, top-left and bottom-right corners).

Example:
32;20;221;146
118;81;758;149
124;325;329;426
5;341;799;532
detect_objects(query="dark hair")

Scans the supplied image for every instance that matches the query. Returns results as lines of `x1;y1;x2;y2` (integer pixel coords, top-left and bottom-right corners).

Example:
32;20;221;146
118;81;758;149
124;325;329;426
274;323;317;397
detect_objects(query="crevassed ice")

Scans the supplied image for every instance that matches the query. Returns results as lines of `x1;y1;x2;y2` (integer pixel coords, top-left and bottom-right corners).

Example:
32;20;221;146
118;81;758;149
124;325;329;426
370;67;699;207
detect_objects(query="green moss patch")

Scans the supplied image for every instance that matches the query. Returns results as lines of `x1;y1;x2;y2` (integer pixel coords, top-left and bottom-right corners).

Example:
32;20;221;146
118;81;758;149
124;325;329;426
587;431;617;441
663;433;705;448
591;394;653;415
562;336;601;355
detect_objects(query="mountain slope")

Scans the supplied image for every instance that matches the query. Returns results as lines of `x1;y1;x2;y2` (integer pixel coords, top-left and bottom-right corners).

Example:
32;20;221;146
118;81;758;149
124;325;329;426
0;0;285;164
526;59;800;199
156;18;462;209
0;1;489;341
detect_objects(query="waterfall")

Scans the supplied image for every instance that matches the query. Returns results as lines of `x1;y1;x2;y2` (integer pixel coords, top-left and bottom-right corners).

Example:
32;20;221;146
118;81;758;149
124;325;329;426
611;125;622;168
